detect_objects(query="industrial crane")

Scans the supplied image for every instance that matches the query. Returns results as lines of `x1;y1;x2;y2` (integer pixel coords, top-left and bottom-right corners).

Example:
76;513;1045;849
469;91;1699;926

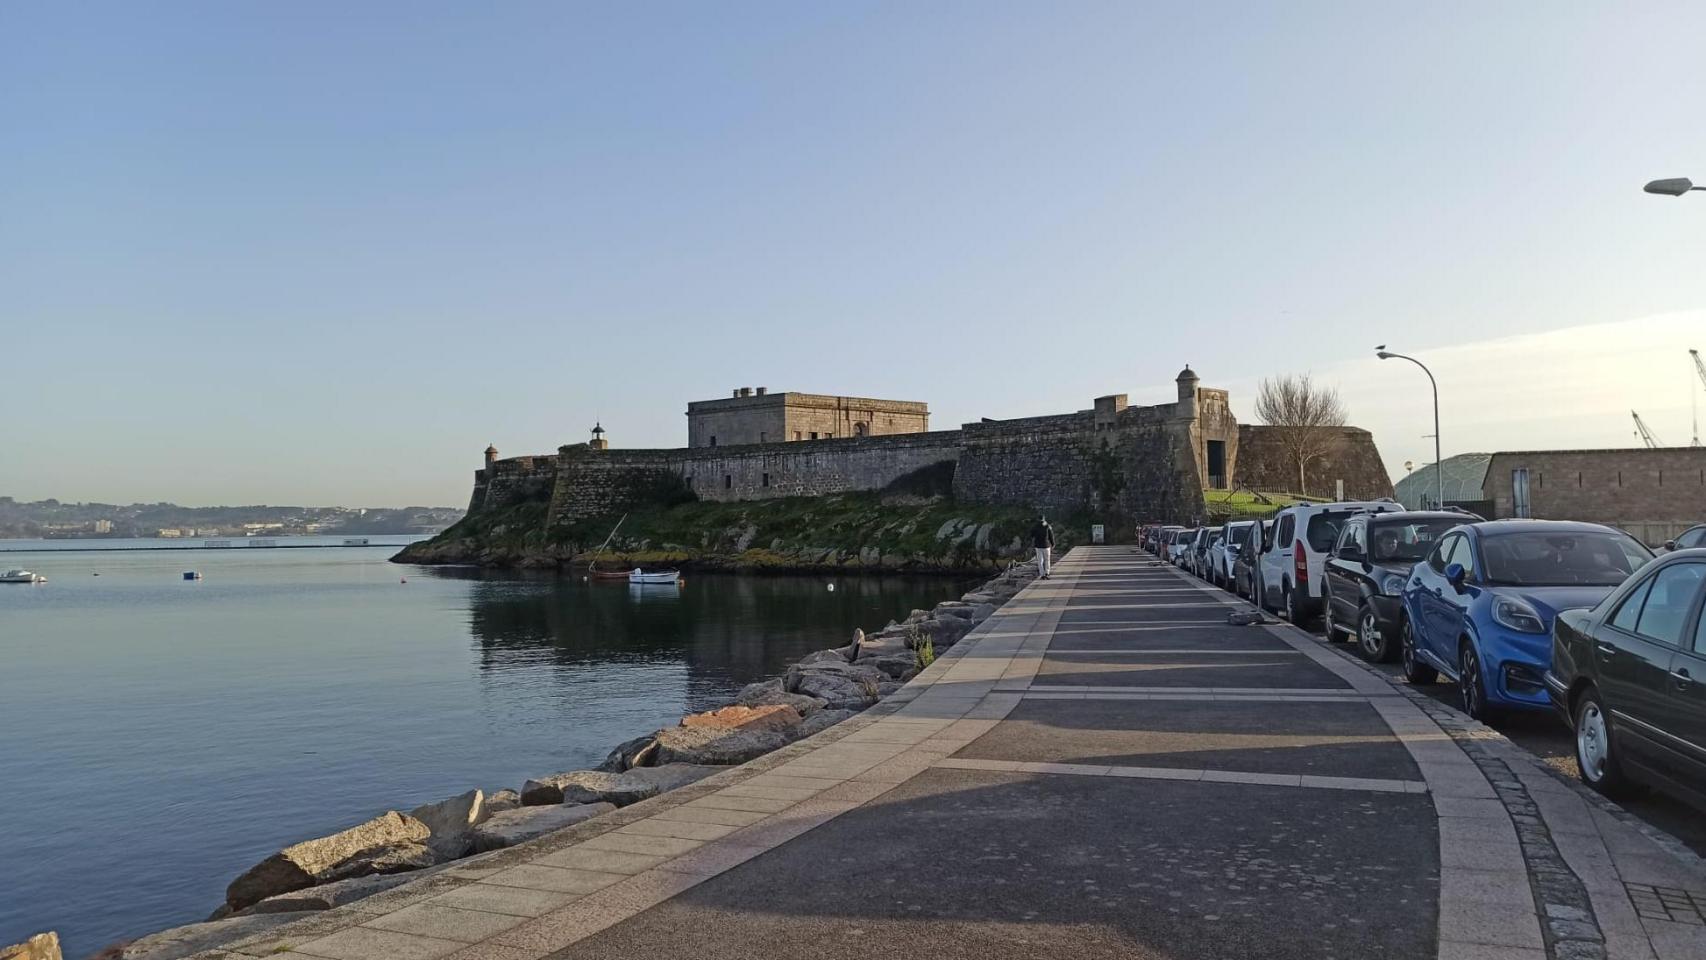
1692;348;1705;446
1633;410;1663;449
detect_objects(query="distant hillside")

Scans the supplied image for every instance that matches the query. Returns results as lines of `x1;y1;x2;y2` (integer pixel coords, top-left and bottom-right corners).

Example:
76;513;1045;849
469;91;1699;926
0;498;464;540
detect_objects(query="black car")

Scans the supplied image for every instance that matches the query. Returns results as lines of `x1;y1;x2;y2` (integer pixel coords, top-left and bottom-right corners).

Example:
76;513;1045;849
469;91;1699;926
1666;523;1706;552
1547;548;1706;805
1231;520;1269;599
1322;511;1467;663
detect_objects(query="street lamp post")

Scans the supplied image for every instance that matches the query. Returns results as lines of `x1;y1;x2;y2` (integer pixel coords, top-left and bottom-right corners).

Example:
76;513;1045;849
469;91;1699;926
1644;177;1705;196
1377;346;1443;509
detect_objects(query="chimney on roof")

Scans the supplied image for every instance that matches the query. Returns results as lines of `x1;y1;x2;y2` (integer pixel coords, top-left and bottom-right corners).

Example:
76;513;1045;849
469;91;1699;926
756;387;767;396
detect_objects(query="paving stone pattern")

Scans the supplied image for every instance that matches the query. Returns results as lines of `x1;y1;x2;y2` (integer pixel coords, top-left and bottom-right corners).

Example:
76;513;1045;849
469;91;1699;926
222;548;1706;960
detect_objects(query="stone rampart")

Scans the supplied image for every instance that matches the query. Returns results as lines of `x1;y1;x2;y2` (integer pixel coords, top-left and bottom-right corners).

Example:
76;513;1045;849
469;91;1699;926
477;455;560;511
1233;425;1392;500
547;432;964;524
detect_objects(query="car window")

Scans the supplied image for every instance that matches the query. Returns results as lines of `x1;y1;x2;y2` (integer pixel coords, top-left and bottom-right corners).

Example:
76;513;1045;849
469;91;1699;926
1369;518;1457;564
1429;534;1458;573
1444;535;1477;577
1680;527;1706;550
1609;577;1652;634
1633;563;1706;646
1275;514;1294;548
1305;511;1354;552
1227;524;1251;546
1480;530;1652;587
1334;521;1358;556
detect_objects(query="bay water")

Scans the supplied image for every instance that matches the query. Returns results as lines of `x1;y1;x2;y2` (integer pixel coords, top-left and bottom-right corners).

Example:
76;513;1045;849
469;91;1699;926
0;538;963;954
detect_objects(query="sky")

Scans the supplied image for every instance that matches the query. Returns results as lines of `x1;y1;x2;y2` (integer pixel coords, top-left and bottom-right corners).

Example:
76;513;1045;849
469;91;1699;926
3;2;1705;507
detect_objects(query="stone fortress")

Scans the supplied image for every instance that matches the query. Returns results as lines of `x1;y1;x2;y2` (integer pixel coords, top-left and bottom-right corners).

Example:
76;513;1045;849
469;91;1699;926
467;368;1393;530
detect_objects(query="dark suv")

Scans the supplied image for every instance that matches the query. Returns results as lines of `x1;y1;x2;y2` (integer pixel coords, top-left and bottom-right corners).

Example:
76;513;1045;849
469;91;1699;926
1548;548;1706;806
1322;511;1467;662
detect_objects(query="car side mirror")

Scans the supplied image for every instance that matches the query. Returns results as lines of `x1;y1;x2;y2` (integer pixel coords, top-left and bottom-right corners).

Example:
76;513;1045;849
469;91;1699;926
1445;563;1468;590
1664;539;1677;552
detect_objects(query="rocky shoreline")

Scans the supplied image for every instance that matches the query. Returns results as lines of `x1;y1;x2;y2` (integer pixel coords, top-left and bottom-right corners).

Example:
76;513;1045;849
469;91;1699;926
29;562;1036;960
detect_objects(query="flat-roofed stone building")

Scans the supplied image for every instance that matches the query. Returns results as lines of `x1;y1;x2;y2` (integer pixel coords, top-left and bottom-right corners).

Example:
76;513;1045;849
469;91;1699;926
1484;447;1706;545
685;388;929;448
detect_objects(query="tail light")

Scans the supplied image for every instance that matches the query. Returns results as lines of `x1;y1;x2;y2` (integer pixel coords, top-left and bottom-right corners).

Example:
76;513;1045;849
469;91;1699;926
1293;542;1308;585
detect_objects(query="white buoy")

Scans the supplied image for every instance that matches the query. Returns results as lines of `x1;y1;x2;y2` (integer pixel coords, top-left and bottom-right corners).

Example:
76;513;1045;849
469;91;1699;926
827;583;836;592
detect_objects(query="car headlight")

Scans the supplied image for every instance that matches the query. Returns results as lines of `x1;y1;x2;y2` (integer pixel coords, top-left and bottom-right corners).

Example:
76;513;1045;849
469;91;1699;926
1492;596;1547;634
1381;573;1408;595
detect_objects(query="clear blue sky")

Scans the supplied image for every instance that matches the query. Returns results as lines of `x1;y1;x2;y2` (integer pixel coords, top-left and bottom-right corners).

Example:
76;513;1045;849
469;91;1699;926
5;2;1705;506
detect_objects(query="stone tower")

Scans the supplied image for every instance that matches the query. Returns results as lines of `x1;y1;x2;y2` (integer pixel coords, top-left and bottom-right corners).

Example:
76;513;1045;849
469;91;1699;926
484;444;498;469
589;423;609;451
1175;366;1200;421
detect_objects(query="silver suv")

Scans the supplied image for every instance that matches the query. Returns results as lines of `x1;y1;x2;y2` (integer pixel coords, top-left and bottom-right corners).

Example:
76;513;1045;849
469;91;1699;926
1254;500;1403;624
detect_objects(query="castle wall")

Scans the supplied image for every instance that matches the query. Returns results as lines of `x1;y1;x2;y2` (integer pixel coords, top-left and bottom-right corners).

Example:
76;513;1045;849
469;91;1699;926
686;392;928;447
1234;425;1392;500
547;432;964;524
478;455;560;510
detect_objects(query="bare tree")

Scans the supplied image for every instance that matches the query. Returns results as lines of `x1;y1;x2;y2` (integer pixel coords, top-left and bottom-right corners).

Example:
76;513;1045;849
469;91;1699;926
1254;374;1347;496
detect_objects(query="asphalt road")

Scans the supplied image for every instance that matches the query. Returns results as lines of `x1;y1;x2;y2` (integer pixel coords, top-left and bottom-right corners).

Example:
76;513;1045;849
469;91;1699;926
1167;554;1706;859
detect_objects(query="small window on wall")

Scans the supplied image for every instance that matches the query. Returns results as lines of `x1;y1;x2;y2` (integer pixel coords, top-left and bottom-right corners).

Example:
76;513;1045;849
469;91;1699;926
762;473;770;487
686;475;694;489
724;475;732;489
760;432;766;443
794;431;802;440
810;432;818;440
710;436;717;447
854;422;869;437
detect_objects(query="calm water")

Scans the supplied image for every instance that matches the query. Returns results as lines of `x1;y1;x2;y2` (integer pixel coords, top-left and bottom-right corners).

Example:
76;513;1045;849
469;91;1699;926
0;539;962;954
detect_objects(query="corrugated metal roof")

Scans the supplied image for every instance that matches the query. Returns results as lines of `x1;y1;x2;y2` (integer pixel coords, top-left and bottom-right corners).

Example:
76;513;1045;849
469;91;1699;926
1393;453;1492;509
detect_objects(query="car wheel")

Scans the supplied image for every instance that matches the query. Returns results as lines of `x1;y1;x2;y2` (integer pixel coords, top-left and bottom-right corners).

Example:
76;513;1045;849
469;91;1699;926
1321;593;1341;640
1256;578;1271;613
1400;617;1437;684
1575;689;1636;799
1459;641;1498;724
1358;604;1397;663
1283;584;1302;625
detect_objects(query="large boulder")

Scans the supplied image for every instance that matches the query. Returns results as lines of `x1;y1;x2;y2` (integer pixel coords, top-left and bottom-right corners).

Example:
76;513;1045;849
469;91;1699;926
793;708;857;739
238;871;427;915
324;842;441;882
598;733;661;772
224;812;430;911
792;672;878;710
470;802;615;852
0;933;59;960
408;789;486;857
862;653;920;681
523;763;722;806
679;704;801;733
796;649;852;667
735;678;826;716
485;788;521;814
651;725;794;765
110;913;318;960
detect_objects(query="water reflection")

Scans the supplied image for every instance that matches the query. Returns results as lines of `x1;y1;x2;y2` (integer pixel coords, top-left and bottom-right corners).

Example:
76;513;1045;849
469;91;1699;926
452;570;965;699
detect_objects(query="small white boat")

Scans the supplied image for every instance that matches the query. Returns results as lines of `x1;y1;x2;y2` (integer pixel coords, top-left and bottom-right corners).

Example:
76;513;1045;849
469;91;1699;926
1;569;46;584
628;568;681;585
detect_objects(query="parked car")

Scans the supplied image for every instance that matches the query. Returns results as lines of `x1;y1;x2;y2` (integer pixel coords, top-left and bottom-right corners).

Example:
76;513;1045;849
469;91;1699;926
1201;528;1228;583
1214;520;1260;590
1321;511;1467;662
1169;528;1197;566
1664;524;1706;552
1256;500;1405;624
1547;548;1706;803
1152;525;1185;556
1190;526;1220;579
1401;519;1654;722
1231;521;1269;598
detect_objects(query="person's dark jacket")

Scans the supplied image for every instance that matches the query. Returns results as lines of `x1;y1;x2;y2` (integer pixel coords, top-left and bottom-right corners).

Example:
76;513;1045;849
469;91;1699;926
1029;521;1055;549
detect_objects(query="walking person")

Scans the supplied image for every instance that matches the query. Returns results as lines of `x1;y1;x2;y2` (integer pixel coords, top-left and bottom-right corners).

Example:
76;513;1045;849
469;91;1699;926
1030;514;1055;579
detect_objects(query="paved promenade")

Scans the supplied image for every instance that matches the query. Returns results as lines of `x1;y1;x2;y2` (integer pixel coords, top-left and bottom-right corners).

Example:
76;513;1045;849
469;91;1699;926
229;547;1706;960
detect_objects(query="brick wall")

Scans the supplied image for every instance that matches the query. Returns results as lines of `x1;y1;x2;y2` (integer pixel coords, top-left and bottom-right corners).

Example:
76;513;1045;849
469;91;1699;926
1484;448;1706;543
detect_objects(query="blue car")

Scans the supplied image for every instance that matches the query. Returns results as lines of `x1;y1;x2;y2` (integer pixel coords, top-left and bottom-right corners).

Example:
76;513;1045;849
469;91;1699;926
1399;520;1654;722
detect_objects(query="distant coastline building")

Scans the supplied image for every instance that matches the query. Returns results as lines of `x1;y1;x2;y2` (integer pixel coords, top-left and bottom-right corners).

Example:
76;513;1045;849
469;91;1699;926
685;388;929;447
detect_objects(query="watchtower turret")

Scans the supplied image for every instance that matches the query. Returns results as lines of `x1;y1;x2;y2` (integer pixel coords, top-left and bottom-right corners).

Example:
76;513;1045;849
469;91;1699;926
1175;365;1200;420
589;423;609;451
484;444;498;469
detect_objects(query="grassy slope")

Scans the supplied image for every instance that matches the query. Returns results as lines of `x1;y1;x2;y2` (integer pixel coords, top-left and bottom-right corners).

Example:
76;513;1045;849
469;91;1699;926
1201;490;1326;521
398;493;1101;571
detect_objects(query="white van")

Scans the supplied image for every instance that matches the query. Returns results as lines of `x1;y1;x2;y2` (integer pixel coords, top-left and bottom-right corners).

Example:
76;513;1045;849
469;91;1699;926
1254;500;1403;624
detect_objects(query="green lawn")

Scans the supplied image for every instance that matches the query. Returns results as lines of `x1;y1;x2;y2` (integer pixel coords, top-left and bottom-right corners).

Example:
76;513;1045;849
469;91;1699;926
1201;489;1326;520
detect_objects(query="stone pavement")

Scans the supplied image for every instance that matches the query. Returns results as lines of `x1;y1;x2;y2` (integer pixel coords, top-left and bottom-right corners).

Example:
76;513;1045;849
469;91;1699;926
217;547;1706;960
